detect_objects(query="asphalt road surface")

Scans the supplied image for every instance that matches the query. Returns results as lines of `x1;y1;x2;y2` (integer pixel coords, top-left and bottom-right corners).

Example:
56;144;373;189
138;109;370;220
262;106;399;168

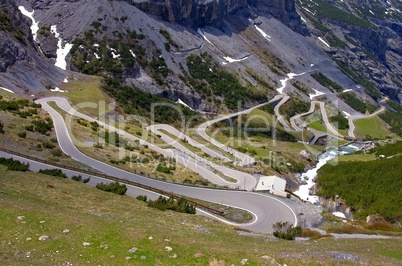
26;97;298;233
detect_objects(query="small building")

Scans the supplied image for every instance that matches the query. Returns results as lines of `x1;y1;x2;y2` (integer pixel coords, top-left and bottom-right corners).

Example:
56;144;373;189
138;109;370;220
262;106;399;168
255;176;286;195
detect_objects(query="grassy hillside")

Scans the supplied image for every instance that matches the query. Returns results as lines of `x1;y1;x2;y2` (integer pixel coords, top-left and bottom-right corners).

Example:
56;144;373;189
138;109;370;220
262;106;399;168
1;167;402;265
354;116;390;139
317;155;402;221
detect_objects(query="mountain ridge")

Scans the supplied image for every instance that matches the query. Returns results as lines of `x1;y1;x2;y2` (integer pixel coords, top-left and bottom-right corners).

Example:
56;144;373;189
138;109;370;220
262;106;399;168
0;0;401;111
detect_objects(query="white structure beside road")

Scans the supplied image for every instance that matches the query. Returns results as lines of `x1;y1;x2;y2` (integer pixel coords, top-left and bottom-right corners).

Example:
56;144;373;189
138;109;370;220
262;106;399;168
255;176;287;196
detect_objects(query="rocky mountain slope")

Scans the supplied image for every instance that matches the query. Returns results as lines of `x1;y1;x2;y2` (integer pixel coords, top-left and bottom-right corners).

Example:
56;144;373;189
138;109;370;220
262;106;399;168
0;0;65;96
297;0;402;102
0;0;401;112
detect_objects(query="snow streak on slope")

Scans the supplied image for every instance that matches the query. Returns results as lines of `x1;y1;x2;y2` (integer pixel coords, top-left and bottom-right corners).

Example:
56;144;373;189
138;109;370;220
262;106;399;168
0;87;14;94
254;25;271;41
318;37;331;48
18;6;39;41
175;99;194;111
222;55;251;65
278;72;306;94
50;25;73;70
197;28;213;45
309;89;325;100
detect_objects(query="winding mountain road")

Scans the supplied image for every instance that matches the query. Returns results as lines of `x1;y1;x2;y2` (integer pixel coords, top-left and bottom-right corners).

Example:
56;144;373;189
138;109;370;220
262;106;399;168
29;97;297;233
347;105;386;138
195;94;284;166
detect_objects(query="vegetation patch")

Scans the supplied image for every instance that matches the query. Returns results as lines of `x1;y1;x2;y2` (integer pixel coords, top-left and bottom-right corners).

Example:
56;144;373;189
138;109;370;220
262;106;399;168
185;52;267;110
317;155;402;222
354;116;390;139
272;221;302;240
38;168;67;178
334;60;382;100
0;157;29;171
71;174;91;183
2;167;402;264
279;97;310;119
101;77;199;126
329;113;349;130
96;181;127;195
70;30;148;79
339;92;377;114
370;141;402;157
311;72;343;93
380;100;402;137
291;81;312;96
147;195;196;214
298;0;376;28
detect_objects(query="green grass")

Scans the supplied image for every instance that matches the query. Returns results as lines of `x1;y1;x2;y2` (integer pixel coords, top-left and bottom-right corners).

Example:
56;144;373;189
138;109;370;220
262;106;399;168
298;0;376;28
336;153;376;162
370;141;402;157
377;249;402;260
1;167;402;265
317;155;402;221
308;121;327;132
354;116;390;139
42;74;113;118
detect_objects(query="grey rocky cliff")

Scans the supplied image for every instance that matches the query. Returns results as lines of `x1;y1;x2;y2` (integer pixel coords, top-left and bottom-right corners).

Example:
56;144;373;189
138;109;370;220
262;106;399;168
0;0;35;71
0;0;65;95
125;0;306;33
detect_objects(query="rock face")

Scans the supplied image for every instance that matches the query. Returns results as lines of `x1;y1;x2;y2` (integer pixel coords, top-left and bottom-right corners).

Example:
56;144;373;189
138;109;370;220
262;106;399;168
0;0;65;95
298;0;402;102
0;0;34;71
126;0;305;33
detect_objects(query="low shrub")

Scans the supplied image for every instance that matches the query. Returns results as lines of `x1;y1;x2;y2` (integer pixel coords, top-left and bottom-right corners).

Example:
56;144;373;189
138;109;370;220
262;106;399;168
71;175;91;183
96;181;127;195
147;196;196;214
272;221;302;240
17;131;26;138
136;195;148;202
38;168;67;178
0;157;29;171
42;142;55;149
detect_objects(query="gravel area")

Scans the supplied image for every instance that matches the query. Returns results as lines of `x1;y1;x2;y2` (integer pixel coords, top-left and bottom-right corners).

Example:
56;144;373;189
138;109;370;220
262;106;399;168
283;196;324;228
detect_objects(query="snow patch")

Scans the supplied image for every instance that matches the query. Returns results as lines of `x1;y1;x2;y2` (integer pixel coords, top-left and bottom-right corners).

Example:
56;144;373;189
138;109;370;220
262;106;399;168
254;25;271;41
175;98;194;111
50;87;65;93
318;37;331;48
332;212;346;218
0;87;14;94
129;49;136;58
302;7;314;15
309;88;325;100
111;51;120;59
50;25;73;70
94;53;101;59
18;6;39;41
277;72;306;94
197;28;213;45
222;55;250;65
